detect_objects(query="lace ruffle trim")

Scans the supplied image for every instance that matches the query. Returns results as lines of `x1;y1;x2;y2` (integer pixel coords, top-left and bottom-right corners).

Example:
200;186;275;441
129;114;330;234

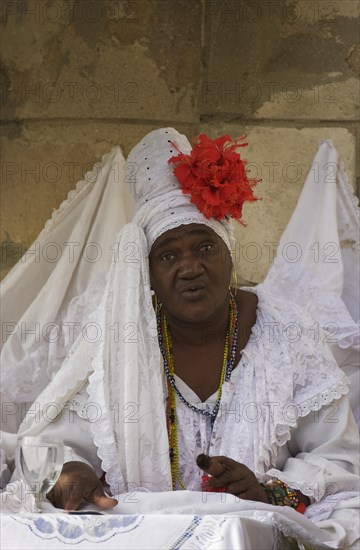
296;376;349;416
86;278;124;495
40;147;121;238
338;158;360;216
0;148;121;289
258;375;350;499
18;341;92;434
87;357;122;493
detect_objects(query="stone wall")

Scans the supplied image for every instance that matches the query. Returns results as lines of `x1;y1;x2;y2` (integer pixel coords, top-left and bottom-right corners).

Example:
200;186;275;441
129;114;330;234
1;0;359;281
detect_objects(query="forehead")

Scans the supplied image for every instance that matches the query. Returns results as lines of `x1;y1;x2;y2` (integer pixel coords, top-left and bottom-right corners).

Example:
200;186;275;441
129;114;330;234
151;224;220;250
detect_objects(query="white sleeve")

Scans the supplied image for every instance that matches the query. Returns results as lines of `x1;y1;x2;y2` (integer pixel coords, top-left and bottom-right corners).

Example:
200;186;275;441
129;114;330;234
266;395;359;502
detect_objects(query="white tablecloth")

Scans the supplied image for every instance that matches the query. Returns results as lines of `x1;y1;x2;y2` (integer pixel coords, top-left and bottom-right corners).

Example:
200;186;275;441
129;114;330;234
1;491;344;549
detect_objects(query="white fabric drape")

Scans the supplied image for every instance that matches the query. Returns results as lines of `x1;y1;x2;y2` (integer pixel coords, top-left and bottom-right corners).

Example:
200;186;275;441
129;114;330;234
0;147;132;424
262;140;360;425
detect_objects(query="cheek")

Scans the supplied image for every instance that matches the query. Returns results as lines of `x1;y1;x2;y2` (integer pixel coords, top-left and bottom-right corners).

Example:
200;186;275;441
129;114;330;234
215;250;232;284
149;265;170;297
220;268;232;292
149;258;158;288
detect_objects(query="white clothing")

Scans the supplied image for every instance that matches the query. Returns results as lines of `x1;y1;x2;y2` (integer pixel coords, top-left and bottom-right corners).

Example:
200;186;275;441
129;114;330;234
262;140;359;426
1;138;359;549
19;286;359;548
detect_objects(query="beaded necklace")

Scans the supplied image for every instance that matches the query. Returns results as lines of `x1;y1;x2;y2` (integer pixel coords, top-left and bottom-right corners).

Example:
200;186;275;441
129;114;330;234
156;293;239;490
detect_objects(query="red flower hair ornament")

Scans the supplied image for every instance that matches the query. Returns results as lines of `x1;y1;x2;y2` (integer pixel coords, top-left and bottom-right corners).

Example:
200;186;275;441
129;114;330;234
168;134;260;223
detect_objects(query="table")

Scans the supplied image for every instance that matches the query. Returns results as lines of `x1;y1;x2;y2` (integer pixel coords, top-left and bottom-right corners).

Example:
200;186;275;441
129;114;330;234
1;491;339;549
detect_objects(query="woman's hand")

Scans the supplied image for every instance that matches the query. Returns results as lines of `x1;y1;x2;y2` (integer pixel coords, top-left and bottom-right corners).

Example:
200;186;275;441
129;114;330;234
199;455;269;504
47;461;118;511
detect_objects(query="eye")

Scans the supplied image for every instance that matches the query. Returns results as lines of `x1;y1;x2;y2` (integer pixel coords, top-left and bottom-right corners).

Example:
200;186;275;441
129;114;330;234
199;243;215;253
160;252;176;262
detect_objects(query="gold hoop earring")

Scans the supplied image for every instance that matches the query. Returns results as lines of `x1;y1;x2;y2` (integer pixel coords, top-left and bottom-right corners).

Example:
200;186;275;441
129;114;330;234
151;290;162;313
151;289;157;311
230;267;238;291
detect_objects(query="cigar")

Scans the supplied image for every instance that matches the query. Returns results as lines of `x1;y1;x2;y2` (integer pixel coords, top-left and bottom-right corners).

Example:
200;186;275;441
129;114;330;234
196;454;211;470
196;454;229;493
196;454;226;477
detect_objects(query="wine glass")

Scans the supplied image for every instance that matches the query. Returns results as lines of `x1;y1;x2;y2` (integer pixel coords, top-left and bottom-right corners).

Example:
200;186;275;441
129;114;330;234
15;435;64;512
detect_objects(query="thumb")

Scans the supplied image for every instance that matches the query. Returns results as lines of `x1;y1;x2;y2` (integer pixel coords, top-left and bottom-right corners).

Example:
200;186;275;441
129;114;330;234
90;492;118;509
92;494;118;508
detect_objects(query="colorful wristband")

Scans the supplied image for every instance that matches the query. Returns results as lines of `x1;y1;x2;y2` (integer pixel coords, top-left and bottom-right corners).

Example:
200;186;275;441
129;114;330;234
260;479;304;512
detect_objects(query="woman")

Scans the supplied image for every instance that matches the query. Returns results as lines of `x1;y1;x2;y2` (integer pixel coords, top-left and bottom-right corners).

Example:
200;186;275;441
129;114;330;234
3;129;359;546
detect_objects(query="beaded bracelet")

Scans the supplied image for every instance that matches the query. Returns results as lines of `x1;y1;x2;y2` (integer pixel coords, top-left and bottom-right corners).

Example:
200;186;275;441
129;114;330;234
260;479;300;509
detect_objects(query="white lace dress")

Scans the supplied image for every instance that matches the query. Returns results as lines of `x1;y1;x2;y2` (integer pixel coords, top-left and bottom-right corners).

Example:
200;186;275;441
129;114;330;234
165;288;357;500
33;287;358;503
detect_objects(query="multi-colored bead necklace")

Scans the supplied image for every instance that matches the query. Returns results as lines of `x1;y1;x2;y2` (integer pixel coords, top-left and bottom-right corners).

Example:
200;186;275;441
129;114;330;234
156;293;239;490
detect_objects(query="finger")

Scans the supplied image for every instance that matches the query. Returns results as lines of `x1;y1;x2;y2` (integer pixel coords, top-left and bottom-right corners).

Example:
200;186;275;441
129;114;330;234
197;455;226;477
206;472;238;488
64;500;83;511
215;456;249;471
206;465;250;488
47;483;76;510
225;481;248;495
85;483;118;509
237;483;268;503
92;494;118;509
62;482;86;511
46;487;56;507
63;495;85;511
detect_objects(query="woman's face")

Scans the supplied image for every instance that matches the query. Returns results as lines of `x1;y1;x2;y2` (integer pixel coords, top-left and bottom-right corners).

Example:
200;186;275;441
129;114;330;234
149;224;232;323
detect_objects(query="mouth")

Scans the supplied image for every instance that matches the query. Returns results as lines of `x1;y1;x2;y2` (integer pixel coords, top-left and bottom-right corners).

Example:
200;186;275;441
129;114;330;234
180;283;206;300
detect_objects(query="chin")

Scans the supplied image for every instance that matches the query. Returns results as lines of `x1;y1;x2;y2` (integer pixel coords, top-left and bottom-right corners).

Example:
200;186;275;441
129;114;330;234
171;300;218;324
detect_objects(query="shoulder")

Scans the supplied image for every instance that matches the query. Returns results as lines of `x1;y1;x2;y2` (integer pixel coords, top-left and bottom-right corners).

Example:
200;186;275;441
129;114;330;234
234;285;316;349
237;284;312;326
234;288;258;353
245;286;349;410
235;287;258;313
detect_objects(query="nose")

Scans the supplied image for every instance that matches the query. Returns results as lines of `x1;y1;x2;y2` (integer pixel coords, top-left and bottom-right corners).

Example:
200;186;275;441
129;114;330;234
177;253;205;279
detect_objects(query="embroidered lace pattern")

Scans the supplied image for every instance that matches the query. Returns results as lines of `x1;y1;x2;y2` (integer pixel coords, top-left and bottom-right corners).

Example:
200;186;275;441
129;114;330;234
2;271;107;402
174;287;349;495
1;146;125;404
261;262;359;351
1;148;119;290
72;284;350;499
86;224;172;495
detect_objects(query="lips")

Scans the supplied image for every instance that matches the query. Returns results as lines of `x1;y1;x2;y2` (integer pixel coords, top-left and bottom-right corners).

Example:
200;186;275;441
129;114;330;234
180;283;206;300
180;283;205;293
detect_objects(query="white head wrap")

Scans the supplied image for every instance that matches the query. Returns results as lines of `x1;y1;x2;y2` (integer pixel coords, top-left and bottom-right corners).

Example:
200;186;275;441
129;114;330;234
126;128;234;252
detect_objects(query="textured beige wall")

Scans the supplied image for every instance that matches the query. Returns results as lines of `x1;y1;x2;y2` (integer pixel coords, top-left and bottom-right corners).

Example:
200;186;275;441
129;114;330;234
1;0;359;281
